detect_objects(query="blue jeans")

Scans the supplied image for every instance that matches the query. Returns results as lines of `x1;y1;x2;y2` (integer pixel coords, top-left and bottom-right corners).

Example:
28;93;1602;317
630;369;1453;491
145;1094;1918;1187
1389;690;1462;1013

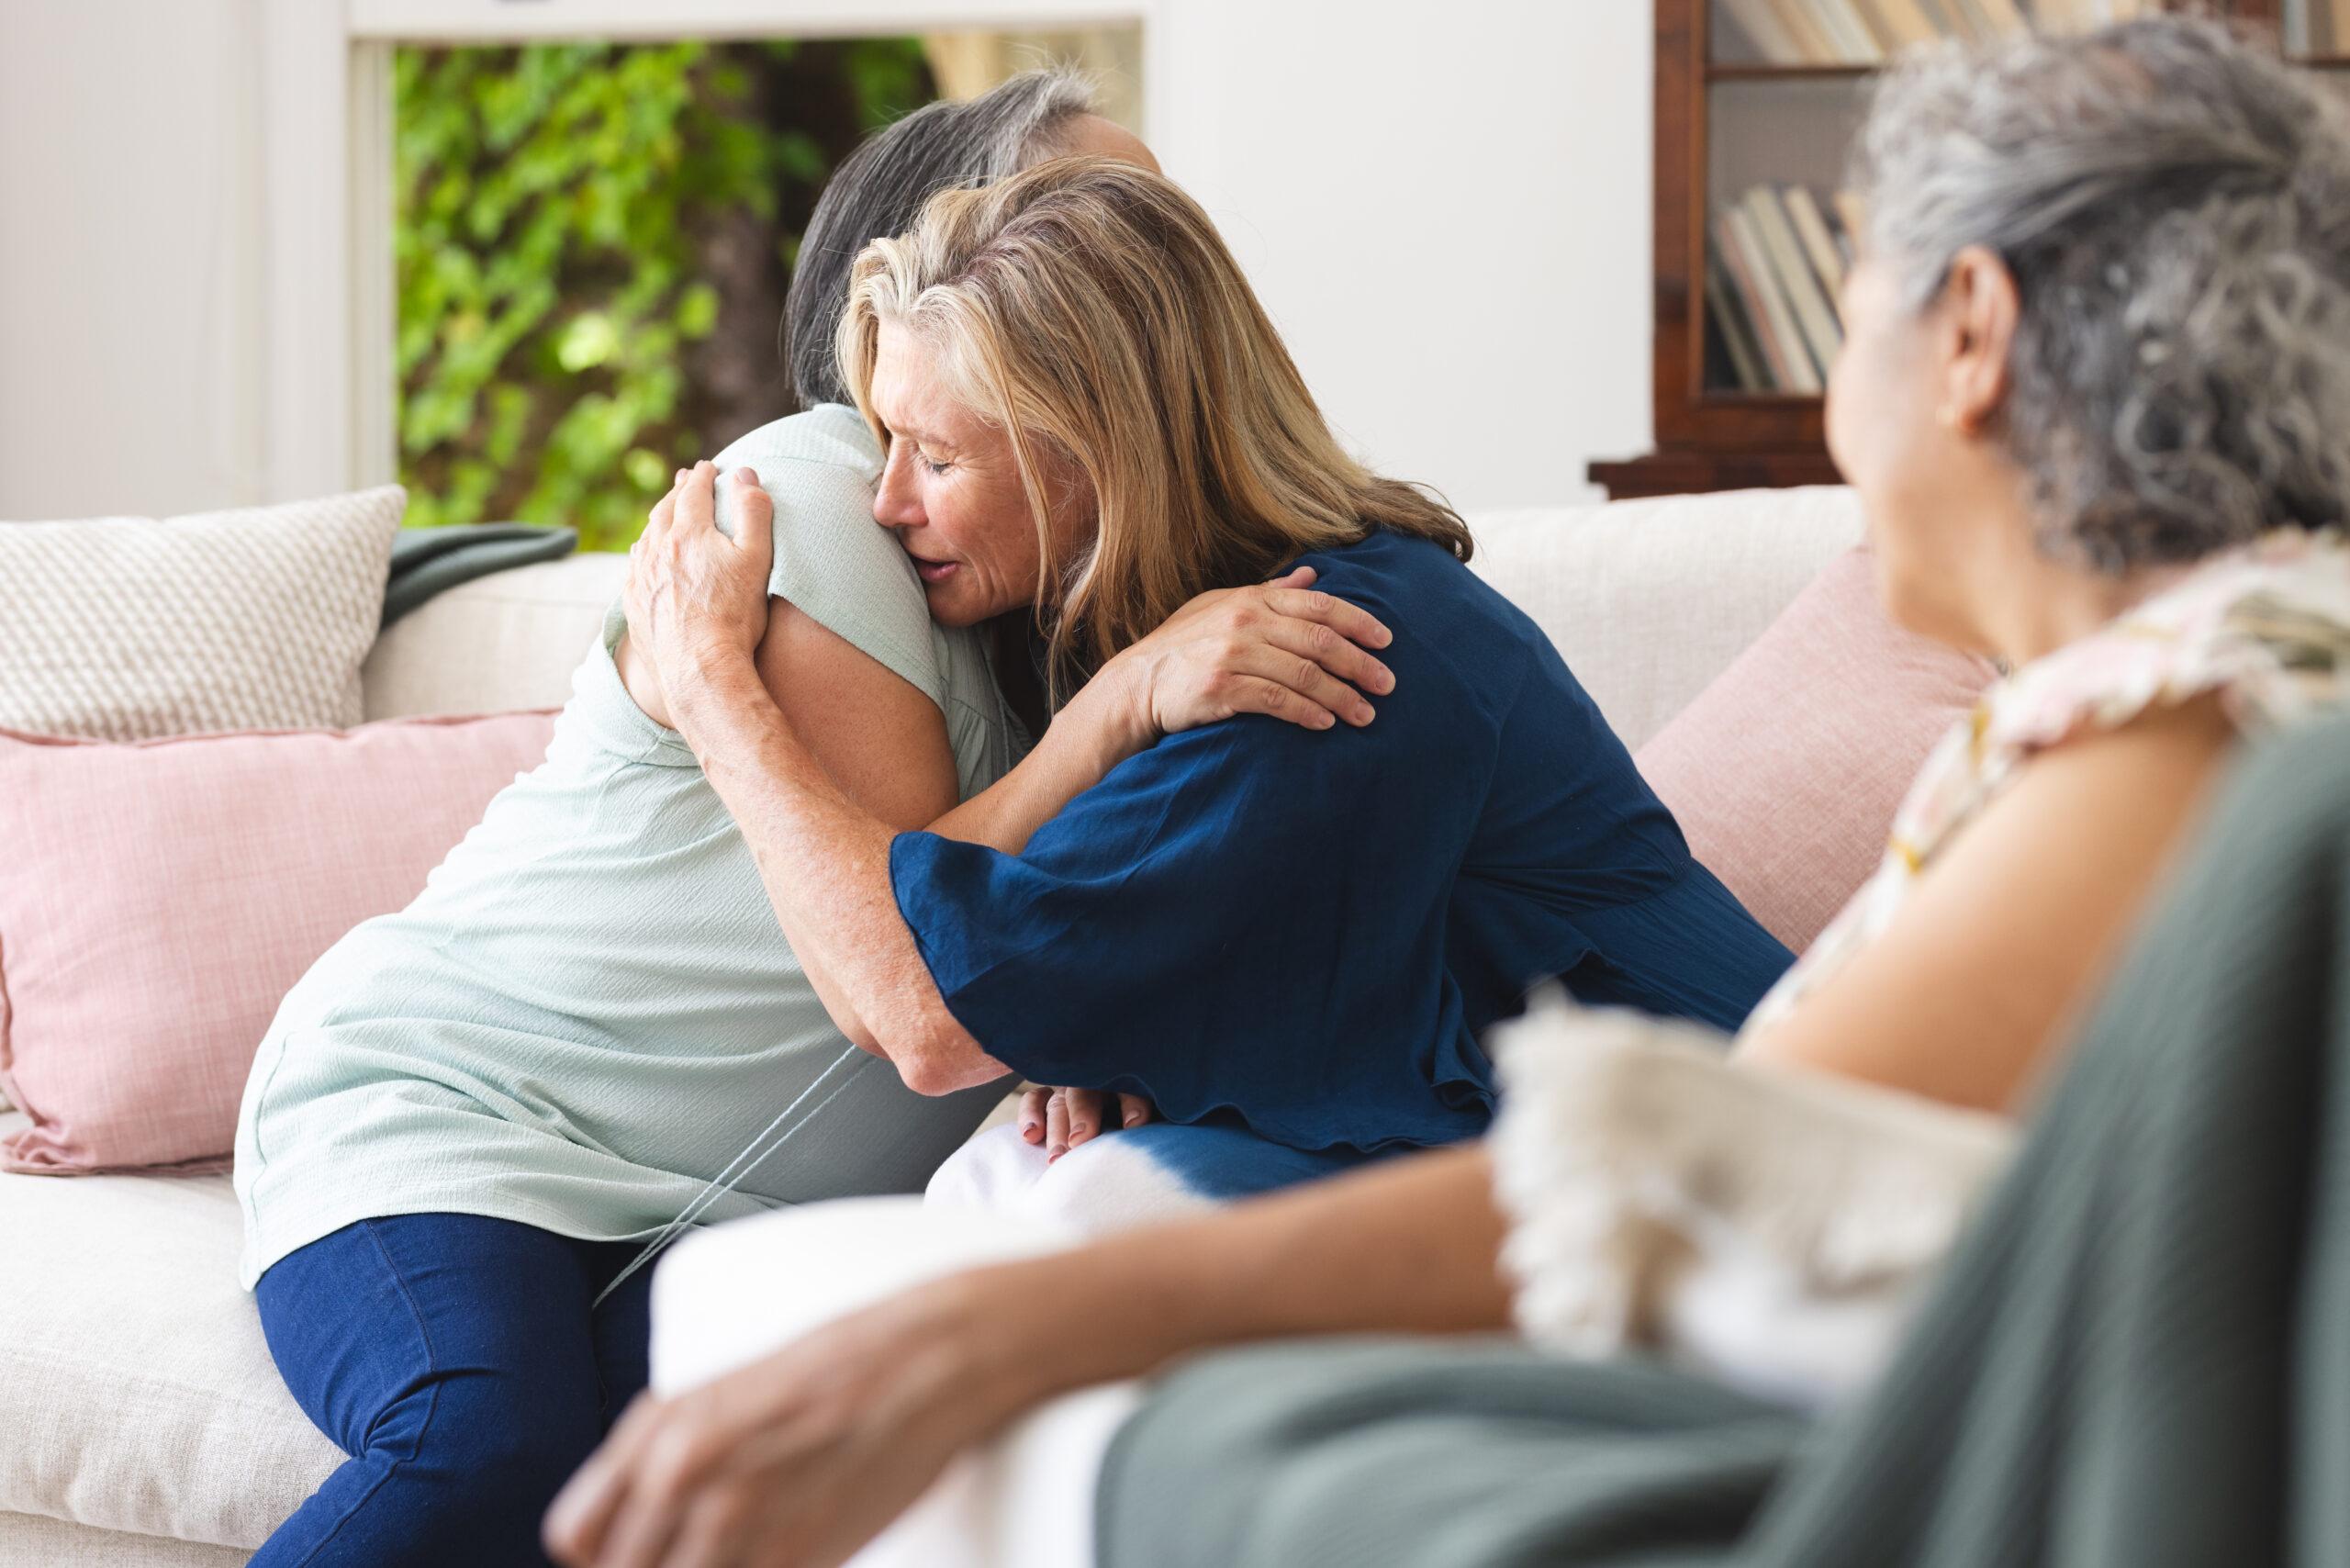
252;1213;655;1567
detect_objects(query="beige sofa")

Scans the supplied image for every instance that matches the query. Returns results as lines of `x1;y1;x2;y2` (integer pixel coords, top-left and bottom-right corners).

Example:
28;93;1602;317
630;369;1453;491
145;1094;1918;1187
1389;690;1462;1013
0;484;1863;1566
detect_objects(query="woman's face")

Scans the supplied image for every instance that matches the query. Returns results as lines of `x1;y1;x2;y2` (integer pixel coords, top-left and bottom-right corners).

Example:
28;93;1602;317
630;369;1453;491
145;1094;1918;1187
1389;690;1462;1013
1825;252;2019;649
867;321;1094;626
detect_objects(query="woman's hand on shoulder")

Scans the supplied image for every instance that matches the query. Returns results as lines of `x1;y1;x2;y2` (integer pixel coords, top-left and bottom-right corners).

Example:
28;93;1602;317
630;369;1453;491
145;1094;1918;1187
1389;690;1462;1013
623;462;776;719
1019;1085;1155;1160
1106;566;1395;747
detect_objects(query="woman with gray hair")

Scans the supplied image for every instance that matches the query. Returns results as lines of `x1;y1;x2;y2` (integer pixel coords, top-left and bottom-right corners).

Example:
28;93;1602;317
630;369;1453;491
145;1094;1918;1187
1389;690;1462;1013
229;68;1388;1568
543;19;2350;1568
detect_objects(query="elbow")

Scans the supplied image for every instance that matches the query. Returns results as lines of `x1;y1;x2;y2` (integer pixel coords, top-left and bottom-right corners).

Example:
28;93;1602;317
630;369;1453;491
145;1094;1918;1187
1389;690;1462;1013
894;1050;990;1098
887;1017;1002;1097
895;1055;962;1097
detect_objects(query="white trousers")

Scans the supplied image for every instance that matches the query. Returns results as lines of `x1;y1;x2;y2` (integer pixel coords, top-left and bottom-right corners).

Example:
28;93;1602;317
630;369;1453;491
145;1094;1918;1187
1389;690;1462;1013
650;1197;1140;1568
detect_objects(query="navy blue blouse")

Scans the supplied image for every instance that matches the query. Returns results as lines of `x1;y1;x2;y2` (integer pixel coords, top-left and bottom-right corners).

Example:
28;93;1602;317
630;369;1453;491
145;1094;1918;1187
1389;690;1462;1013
890;530;1794;1154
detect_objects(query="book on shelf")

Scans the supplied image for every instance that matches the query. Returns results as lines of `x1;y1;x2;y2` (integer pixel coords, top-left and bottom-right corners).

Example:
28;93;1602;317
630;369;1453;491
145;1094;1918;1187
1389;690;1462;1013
1719;0;1806;62
2312;0;2347;58
1708;183;1867;396
1919;0;1984;40
1714;206;1816;392
1782;185;1849;299
1707;260;1773;392
1812;0;1887;61
1831;190;1870;249
1866;0;1946;48
2031;0;2153;34
1765;0;1843;62
1971;0;2026;35
1714;0;2038;64
1745;186;1842;380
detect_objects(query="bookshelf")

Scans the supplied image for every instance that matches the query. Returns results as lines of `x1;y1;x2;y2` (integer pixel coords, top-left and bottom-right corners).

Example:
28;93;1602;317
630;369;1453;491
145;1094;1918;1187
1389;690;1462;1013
1590;0;2334;500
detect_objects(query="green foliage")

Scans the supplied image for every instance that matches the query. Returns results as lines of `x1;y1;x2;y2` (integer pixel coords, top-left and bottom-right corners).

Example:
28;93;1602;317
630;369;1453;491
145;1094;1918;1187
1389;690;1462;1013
394;39;932;550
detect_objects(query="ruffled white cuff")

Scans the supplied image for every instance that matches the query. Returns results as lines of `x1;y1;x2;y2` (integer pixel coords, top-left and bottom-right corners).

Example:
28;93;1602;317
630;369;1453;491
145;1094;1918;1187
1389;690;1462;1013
1486;990;2018;1408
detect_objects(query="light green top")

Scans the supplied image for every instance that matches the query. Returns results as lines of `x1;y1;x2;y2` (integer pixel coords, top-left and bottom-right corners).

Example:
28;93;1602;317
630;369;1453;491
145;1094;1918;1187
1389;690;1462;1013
233;405;1019;1288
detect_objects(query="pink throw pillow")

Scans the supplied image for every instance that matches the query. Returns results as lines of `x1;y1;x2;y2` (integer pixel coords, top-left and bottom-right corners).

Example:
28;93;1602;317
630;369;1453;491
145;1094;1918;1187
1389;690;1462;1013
0;711;556;1172
1636;548;1996;955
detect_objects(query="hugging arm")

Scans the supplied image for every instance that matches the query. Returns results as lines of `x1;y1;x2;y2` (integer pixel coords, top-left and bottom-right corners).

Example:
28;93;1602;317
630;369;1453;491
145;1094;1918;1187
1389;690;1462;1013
628;464;1394;1096
662;648;997;1092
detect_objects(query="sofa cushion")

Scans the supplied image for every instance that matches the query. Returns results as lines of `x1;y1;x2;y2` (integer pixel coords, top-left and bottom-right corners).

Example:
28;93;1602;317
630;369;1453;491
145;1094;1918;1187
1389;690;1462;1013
1469;487;1863;751
0;1112;337;1548
0;487;405;742
0;1512;250;1567
1635;547;1997;953
0;711;558;1172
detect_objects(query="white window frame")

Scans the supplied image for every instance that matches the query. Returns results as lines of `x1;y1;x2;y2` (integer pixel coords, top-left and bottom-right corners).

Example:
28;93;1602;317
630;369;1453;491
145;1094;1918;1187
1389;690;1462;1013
260;0;1160;501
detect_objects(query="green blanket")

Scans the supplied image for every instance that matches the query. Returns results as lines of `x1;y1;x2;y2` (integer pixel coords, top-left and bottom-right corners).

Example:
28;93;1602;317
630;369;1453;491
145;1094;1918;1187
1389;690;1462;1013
1101;716;2350;1568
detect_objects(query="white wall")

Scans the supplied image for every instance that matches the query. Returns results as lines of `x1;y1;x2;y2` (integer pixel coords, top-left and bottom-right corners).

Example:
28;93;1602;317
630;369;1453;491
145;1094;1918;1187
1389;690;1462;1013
1156;0;1652;510
0;0;1651;521
0;0;267;519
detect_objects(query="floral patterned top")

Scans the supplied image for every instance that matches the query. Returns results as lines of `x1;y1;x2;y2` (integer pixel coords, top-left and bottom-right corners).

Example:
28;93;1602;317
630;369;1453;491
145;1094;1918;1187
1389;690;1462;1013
1742;528;2350;1037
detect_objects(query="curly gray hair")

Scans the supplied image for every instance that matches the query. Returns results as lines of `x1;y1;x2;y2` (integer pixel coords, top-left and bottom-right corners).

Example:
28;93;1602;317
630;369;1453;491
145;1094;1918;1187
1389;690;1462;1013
1852;17;2350;572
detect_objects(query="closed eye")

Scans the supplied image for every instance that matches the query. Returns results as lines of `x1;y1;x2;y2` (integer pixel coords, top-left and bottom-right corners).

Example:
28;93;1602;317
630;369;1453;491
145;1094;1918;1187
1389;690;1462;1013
887;431;953;477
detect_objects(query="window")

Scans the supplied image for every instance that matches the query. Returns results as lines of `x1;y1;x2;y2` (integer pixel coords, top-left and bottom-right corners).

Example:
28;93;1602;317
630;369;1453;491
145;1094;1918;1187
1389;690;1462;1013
334;4;1146;545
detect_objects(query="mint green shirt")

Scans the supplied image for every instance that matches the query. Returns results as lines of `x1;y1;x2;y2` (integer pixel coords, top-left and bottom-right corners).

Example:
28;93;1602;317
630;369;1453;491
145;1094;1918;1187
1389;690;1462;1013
233;405;1018;1287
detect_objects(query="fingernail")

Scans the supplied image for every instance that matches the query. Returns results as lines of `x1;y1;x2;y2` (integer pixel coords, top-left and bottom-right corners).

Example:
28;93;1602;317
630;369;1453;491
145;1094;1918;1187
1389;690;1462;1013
1070;1123;1089;1139
1358;707;1376;724
1047;1145;1065;1162
675;468;688;485
1125;1111;1144;1127
1314;712;1335;729
734;466;758;486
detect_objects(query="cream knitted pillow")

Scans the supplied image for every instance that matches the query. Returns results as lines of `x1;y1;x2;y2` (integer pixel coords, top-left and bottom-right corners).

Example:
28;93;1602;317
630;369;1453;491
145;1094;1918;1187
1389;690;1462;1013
0;487;405;740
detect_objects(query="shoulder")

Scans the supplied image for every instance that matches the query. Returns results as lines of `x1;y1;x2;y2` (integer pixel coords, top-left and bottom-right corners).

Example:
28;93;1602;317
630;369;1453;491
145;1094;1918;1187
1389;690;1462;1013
1908;690;2238;935
1292;529;1469;610
706;407;948;708
1999;689;2235;824
1297;530;1539;686
1300;530;1613;749
1303;531;1547;645
1992;531;2350;756
707;406;885;544
1131;534;1522;792
711;403;884;487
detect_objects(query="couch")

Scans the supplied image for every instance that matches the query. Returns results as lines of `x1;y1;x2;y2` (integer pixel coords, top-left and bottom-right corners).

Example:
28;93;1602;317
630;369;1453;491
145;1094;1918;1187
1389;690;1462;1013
0;484;1864;1566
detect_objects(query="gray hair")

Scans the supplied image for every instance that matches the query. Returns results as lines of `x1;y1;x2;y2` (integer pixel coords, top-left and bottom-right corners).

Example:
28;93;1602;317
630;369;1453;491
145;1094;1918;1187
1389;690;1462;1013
1853;17;2350;572
784;68;1098;409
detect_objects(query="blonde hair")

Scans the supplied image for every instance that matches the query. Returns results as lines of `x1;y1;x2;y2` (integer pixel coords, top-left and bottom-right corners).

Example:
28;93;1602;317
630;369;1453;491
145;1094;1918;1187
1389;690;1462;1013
835;155;1471;696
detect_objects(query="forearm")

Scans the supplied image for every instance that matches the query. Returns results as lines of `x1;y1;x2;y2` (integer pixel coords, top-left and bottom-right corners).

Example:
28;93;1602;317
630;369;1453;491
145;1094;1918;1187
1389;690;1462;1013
671;651;1004;1093
957;1144;1513;1409
929;670;1144;856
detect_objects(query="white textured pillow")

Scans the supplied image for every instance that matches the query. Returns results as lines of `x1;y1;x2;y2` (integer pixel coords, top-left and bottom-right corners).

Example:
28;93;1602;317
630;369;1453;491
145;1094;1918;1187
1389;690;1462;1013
0;487;405;741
